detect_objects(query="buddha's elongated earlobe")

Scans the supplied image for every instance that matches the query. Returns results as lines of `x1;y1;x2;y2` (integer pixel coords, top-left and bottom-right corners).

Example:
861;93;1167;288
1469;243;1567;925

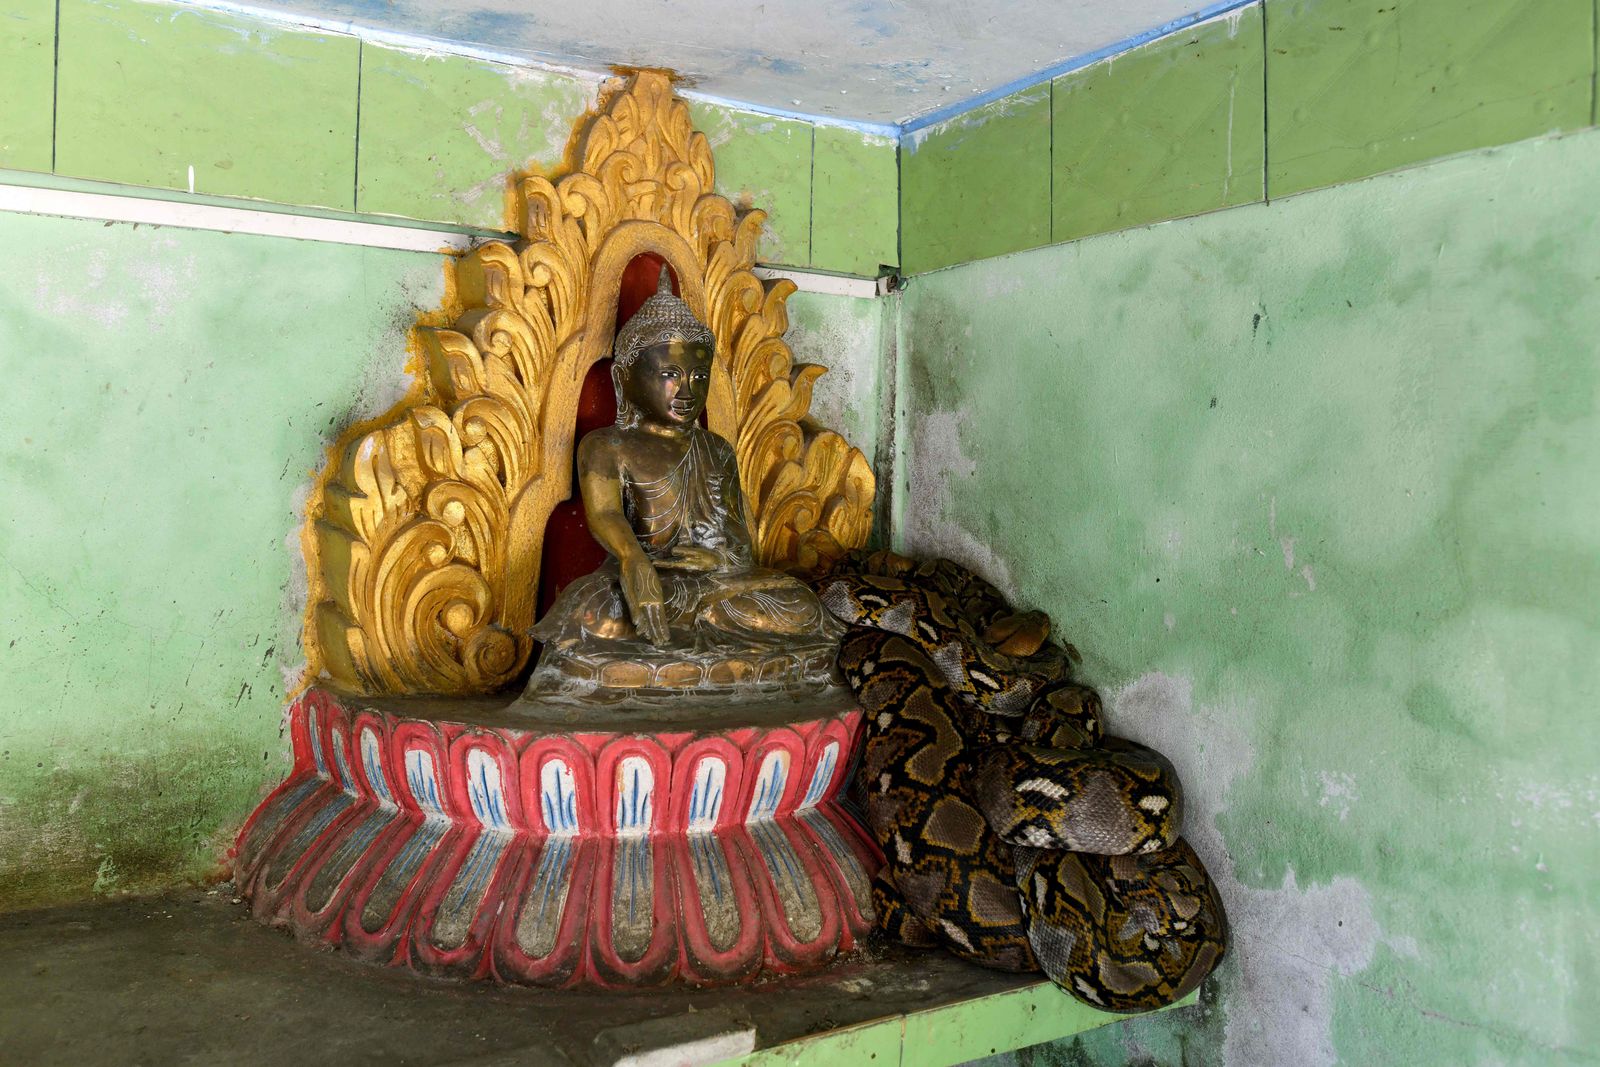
611;362;635;428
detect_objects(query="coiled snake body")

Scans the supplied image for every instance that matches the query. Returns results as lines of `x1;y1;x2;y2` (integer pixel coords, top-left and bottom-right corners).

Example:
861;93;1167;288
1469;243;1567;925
815;552;1227;1012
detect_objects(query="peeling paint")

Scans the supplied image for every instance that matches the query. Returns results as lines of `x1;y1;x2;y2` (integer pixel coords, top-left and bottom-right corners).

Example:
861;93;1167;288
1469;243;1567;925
687;101;812;266
783;290;889;456
902;132;1600;1064
356;41;592;230
1110;673;1382;1067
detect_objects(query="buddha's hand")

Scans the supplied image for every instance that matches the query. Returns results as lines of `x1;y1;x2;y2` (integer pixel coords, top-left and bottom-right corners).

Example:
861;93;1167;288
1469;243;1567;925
621;557;670;646
656;545;722;572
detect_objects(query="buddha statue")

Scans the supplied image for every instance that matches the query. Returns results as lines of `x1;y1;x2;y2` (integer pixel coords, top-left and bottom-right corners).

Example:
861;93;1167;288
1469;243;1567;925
524;267;845;696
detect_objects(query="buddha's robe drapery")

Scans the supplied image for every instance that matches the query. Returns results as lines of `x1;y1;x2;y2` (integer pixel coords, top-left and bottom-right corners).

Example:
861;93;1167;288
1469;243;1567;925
528;427;842;691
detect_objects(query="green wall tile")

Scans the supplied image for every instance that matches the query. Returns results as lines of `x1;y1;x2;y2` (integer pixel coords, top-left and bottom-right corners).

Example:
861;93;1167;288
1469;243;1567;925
810;127;898;276
1053;5;1265;243
689;103;812;267
901;988;1194;1067
357;44;589;231
55;0;359;209
0;0;56;173
1266;0;1593;197
900;86;1051;275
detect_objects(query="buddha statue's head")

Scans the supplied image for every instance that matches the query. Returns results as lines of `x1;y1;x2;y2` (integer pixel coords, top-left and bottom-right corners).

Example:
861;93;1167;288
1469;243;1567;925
612;267;716;430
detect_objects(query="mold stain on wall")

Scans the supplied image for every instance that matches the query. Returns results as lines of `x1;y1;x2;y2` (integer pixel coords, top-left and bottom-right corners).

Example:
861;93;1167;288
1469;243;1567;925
0;212;443;908
899;131;1600;1065
782;289;890;459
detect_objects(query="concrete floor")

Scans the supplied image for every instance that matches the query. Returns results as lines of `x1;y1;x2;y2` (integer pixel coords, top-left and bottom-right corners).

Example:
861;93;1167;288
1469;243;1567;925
0;886;1045;1066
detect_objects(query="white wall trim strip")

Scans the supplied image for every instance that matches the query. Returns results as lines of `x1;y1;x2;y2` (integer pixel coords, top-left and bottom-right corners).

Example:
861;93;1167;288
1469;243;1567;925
752;267;887;299
0;183;475;254
0;182;887;297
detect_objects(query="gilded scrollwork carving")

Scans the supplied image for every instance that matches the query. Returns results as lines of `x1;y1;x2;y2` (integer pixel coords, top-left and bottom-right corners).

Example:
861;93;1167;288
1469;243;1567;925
304;71;875;696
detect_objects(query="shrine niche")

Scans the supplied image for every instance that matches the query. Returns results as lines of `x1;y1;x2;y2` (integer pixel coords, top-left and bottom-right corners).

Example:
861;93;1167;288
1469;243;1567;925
303;69;874;699
234;71;882;989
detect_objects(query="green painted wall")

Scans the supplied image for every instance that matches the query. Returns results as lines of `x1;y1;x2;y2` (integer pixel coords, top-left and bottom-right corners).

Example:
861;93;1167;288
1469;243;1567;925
898;130;1600;1066
812;128;899;278
1052;5;1264;244
11;0;1595;279
5;6;1599;1064
0;0;55;172
900;86;1052;276
0;209;888;910
356;43;589;231
690;104;815;269
1265;0;1593;197
0;211;444;908
786;290;891;457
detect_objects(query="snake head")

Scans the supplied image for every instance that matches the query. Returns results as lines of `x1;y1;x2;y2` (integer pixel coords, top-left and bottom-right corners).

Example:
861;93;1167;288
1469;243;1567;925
983;611;1052;657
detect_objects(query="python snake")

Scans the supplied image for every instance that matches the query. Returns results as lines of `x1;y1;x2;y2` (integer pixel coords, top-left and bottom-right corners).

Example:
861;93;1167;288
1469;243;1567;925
814;551;1227;1012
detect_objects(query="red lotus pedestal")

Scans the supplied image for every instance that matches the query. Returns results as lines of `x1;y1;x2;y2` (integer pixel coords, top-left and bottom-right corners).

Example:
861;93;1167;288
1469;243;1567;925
233;688;880;987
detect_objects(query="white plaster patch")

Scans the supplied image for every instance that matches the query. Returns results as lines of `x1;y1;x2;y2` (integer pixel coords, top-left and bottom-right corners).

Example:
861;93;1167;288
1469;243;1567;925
34;245;131;329
1317;770;1358;822
1269;494;1296;570
135;252;202;324
783;297;883;454
1515;781;1577;814
1386;933;1421;959
461;100;507;160
1108;673;1383;1067
900;407;1020;601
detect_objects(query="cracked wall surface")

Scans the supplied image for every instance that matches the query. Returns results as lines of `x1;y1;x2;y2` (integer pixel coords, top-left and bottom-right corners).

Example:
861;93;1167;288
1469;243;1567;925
900;131;1600;1065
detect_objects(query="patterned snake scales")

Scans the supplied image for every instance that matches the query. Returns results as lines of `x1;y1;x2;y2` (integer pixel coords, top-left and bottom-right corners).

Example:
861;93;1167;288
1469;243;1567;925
813;551;1228;1012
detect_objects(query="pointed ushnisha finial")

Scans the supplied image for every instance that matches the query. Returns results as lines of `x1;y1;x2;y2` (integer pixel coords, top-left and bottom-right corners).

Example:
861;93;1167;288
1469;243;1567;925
613;263;715;369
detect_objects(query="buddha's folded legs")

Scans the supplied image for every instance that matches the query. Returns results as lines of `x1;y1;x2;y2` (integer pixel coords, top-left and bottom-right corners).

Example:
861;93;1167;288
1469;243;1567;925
540;564;839;647
527;563;844;695
697;572;843;641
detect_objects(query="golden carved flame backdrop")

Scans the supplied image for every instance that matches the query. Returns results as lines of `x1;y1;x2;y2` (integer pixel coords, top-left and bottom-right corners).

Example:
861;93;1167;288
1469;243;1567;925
305;71;876;696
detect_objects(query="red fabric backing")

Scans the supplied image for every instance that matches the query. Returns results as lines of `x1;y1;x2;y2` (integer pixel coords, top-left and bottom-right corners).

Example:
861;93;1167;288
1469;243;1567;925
535;254;677;617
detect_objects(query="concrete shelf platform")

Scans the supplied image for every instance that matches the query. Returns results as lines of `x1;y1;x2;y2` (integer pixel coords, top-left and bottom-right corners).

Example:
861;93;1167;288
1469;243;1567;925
0;888;1193;1066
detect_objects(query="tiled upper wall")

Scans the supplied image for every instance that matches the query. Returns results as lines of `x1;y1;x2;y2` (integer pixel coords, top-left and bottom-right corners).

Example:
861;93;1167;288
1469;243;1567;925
901;0;1596;275
1265;0;1592;196
0;0;898;277
3;0;1593;278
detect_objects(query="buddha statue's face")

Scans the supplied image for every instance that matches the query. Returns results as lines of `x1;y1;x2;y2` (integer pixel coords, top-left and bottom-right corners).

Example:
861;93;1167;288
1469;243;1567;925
624;340;712;428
